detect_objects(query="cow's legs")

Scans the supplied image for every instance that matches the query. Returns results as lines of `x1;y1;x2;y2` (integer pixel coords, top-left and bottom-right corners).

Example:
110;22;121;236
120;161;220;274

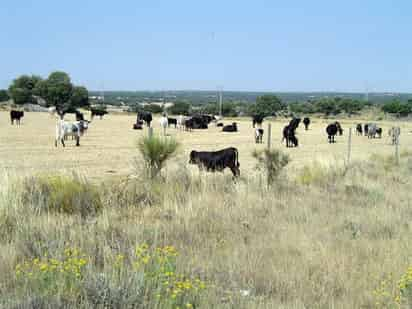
76;135;80;146
61;138;65;147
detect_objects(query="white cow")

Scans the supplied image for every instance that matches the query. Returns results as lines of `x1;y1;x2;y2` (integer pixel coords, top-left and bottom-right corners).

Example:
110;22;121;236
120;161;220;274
55;119;87;147
159;115;168;136
177;115;189;130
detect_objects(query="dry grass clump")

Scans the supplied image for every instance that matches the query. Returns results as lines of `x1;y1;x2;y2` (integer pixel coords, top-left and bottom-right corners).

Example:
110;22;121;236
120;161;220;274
21;174;102;217
0;153;412;308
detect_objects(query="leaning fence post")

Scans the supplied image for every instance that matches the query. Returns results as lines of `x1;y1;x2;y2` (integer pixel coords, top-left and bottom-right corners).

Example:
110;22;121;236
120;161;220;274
347;128;352;165
395;128;400;165
267;123;271;149
148;127;153;139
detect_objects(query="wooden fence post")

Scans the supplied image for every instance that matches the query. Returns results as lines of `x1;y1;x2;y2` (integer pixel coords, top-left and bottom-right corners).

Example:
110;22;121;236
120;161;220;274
347;128;352;165
267;123;272;149
395;128;400;165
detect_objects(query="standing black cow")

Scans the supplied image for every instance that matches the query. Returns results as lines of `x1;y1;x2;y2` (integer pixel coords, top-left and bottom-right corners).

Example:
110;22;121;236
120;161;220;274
190;115;208;129
137;111;153;127
364;124;369;136
356;123;363;136
282;118;300;147
91;108;108;119
222;123;238;132
252;115;264;128
75;111;84;121
189;147;240;177
184;118;194;131
303;117;311;130
326;122;342;143
255;128;264;143
10;110;24;125
376;127;382;138
168;118;177;128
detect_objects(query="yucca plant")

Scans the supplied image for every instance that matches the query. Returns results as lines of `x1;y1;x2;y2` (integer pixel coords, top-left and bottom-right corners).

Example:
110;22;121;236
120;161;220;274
252;148;289;186
137;135;180;179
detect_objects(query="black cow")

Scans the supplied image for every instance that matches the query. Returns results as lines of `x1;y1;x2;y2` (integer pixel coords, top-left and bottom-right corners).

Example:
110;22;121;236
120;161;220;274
303;117;311;130
282;126;298;147
216;122;224;127
255;128;264;144
75;111;84;121
200;115;214;124
281;118;300;147
137;111;153;127
376;127;382;138
10;110;24;125
356;123;363;136
189;147;240;177
326;122;342;143
364;124;369;136
184;118;194;131
222;122;238;132
190;115;208;129
168;118;177;128
252;115;264;128
91;108;108;119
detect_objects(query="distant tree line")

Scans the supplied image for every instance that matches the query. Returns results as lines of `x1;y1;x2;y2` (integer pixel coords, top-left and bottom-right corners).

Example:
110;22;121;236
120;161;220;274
3;73;412;118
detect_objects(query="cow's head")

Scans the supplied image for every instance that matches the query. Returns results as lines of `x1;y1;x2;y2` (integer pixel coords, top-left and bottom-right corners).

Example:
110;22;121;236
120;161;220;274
189;151;198;164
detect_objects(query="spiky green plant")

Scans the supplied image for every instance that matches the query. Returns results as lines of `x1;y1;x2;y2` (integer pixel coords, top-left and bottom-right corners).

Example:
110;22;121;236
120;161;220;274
252;148;289;186
137;135;180;179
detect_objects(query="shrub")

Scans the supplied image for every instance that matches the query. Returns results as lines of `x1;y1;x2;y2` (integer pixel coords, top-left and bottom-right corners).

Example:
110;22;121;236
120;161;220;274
399;266;412;306
137;136;179;179
22;175;102;217
252;148;289;185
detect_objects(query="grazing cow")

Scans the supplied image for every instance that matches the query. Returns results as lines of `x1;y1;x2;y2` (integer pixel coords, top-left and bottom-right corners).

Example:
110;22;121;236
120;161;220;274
137;111;153;127
376;127;382;138
303;117;311;130
356;123;363;136
216;122;224;127
364;124;369;136
55;120;87;147
91;108;108;119
159;115;168;135
252;115;264;128
222;122;238;132
388;127;401;145
326;122;342;143
367;123;378;138
10;110;24;125
255;128;264;144
168;117;177;128
189;147;240;177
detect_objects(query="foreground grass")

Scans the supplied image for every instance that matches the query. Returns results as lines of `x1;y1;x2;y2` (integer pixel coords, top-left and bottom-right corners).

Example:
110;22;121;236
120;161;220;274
0;154;412;308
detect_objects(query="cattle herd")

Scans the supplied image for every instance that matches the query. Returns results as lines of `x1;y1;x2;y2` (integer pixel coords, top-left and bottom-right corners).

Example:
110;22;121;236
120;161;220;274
4;108;402;178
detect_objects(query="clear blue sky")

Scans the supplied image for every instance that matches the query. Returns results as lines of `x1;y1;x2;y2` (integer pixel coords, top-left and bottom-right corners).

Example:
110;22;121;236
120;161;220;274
1;0;411;92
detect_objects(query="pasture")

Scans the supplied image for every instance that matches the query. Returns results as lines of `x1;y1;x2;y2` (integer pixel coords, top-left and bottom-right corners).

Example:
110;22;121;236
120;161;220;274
0;111;411;179
1;111;412;308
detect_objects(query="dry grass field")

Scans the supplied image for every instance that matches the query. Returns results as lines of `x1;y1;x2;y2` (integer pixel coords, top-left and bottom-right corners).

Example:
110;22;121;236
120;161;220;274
1;111;411;179
1;111;412;308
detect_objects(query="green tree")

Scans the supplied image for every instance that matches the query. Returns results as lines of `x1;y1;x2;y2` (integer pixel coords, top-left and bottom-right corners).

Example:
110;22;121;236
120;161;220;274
251;95;285;117
70;86;89;110
167;101;191;115
338;99;364;115
143;104;163;114
38;71;73;112
382;100;412;116
0;89;10;102
8;75;42;104
314;98;341;116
